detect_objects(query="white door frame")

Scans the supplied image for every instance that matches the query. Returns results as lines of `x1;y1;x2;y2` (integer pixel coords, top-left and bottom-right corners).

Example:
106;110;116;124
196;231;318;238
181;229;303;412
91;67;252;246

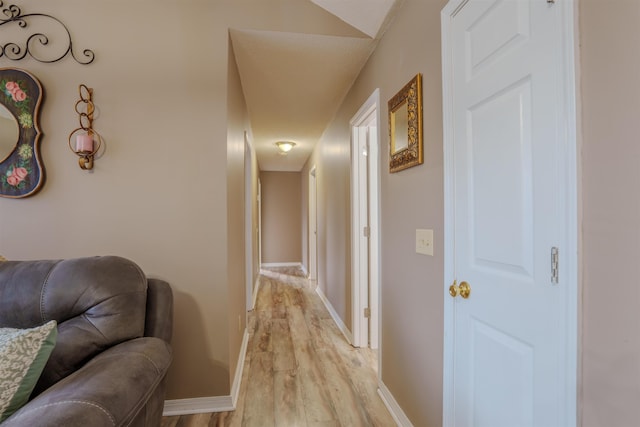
258;178;262;269
440;0;579;424
244;133;253;311
308;166;318;282
350;88;381;350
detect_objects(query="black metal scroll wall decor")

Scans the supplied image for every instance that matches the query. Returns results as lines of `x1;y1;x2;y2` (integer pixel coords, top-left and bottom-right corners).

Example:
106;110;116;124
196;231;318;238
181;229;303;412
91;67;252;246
0;1;95;64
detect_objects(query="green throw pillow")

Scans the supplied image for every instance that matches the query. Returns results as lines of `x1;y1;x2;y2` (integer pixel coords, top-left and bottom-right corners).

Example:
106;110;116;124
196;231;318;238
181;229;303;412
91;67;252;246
0;321;57;422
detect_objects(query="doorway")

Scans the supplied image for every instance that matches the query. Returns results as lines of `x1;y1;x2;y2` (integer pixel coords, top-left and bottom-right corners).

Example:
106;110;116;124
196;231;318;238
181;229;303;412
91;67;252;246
441;0;578;425
350;89;381;350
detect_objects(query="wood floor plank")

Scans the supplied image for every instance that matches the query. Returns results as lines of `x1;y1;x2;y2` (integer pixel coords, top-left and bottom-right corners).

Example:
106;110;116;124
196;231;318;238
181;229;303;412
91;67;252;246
272;318;297;371
321;344;375;427
217;348;251;427
293;339;338;424
287;304;311;343
250;310;272;354
241;351;275;427
162;266;394;427
255;277;273;312
176;412;214;427
161;416;180;427
317;319;396;427
302;308;375;427
283;283;306;309
271;280;287;319
307;421;340;427
274;369;307;426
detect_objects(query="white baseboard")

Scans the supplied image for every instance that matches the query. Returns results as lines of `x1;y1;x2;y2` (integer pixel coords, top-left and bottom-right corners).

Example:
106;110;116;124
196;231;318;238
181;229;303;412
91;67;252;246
315;286;353;344
378;381;414;427
300;263;309;277
163;328;250;416
231;329;249;406
162;395;233;416
251;276;261;310
260;262;302;268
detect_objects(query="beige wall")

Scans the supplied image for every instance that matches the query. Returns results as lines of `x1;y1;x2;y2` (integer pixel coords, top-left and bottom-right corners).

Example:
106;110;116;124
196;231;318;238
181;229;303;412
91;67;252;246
0;1;243;399
226;38;253;388
0;0;365;402
302;1;447;425
301;128;353;326
580;1;640;425
260;171;302;264
305;0;640;425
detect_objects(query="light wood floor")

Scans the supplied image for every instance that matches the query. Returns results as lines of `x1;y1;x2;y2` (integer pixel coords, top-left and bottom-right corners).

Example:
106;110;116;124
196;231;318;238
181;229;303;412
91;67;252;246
161;267;395;427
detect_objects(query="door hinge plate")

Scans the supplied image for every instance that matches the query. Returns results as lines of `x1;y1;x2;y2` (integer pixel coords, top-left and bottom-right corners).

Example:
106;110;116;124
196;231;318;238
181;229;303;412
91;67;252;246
364;307;371;318
551;247;559;284
363;226;370;238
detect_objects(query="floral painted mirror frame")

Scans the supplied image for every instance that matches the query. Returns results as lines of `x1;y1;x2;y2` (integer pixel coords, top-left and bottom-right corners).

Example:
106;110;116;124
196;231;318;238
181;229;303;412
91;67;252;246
388;73;423;173
0;68;43;198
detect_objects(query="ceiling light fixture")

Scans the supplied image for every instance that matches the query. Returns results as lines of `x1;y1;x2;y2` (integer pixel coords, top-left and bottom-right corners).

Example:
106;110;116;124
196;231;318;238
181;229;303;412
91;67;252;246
275;141;296;154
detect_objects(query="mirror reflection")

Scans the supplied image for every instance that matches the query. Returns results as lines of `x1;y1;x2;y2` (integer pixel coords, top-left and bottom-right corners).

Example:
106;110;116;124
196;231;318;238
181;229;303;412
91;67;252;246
391;102;409;154
0;103;19;162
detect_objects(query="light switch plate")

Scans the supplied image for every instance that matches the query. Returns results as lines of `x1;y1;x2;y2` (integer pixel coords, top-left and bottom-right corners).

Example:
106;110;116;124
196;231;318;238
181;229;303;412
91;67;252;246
416;229;434;256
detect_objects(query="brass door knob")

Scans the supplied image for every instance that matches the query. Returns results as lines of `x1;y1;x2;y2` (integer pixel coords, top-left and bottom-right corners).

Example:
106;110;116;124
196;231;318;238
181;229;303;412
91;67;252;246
459;281;471;299
449;280;471;299
449;280;459;298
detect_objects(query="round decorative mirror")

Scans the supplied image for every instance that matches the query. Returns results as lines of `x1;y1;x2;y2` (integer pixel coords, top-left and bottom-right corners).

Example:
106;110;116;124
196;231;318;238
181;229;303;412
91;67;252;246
0;68;44;199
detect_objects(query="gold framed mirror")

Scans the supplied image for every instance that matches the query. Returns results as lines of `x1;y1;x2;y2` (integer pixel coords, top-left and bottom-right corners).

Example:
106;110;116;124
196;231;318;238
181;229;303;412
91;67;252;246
388;74;423;173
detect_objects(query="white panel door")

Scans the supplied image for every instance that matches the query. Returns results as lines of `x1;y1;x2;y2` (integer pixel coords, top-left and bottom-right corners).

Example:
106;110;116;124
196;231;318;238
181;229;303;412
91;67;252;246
442;0;577;426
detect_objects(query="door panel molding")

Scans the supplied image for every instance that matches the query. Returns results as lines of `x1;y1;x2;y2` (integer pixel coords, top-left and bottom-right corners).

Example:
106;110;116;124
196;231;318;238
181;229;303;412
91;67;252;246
441;0;578;425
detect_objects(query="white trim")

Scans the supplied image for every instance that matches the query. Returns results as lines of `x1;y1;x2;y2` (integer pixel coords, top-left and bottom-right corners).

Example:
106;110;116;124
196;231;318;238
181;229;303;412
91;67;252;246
377;381;413;427
308;165;318;282
163;328;250;416
231;328;250;407
300;263;309;277
315;286;353;344
251;276;261;310
260;262;302;268
572;1;583;424
349;88;381;349
440;3;457;425
244;134;254;311
559;1;579;425
258;179;262;267
163;396;234;416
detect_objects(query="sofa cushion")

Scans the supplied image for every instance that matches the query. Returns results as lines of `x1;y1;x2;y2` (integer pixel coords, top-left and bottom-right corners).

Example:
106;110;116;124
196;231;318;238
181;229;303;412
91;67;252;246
0;321;57;422
2;337;171;427
0;256;148;394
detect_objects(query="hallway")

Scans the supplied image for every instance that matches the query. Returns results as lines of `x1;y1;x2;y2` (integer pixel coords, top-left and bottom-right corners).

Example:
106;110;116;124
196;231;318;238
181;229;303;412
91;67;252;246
162;267;395;427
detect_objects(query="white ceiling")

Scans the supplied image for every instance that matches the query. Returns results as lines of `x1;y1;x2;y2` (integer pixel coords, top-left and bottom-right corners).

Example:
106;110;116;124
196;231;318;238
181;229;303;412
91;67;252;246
311;0;398;38
230;0;399;171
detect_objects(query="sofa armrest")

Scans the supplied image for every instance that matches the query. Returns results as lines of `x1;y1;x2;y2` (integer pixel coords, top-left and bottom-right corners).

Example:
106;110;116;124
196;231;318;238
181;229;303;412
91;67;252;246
144;279;173;343
3;337;172;427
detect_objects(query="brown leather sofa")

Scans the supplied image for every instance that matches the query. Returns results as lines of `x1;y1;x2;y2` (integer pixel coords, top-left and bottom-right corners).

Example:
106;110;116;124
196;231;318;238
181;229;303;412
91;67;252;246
0;256;173;426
